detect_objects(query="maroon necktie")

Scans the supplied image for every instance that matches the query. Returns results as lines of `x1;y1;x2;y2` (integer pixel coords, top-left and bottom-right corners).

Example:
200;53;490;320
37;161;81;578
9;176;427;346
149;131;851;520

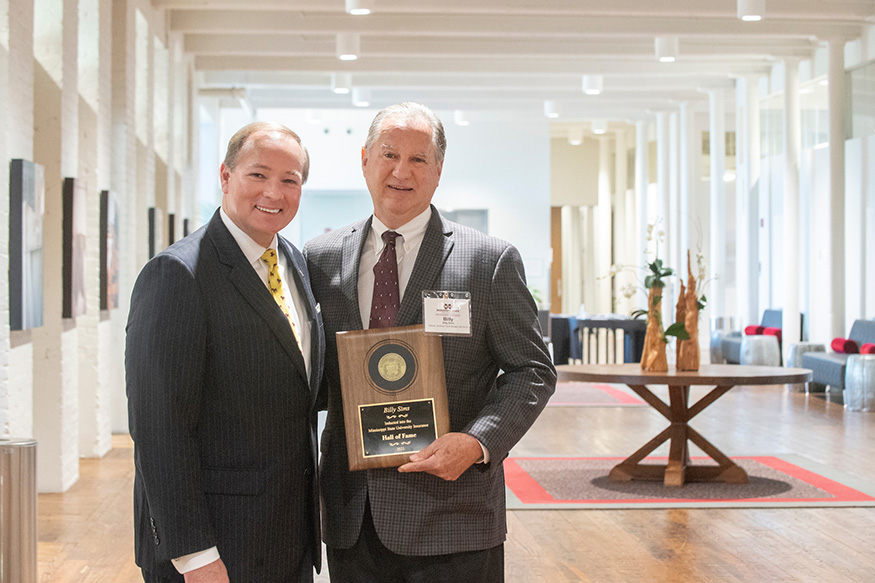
369;231;401;329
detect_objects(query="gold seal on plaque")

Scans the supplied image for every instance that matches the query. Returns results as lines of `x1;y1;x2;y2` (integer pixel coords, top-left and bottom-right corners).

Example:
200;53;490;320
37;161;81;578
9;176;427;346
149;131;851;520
378;353;406;382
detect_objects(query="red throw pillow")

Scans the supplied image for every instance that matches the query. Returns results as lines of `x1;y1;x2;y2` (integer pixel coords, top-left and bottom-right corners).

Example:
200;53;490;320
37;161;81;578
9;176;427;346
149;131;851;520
744;325;764;336
860;343;875;355
831;338;859;354
762;327;782;344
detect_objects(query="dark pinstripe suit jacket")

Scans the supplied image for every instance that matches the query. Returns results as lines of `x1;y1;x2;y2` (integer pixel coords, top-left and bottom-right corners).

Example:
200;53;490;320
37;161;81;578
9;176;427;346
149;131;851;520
304;206;555;556
126;210;324;581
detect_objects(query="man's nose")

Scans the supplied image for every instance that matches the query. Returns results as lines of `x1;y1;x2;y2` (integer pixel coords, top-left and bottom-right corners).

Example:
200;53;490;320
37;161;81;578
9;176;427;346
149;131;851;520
392;160;411;178
262;179;282;198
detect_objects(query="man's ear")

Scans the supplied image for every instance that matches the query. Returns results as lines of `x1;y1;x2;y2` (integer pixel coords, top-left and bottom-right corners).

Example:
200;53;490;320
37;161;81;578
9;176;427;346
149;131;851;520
219;163;231;194
361;147;368;170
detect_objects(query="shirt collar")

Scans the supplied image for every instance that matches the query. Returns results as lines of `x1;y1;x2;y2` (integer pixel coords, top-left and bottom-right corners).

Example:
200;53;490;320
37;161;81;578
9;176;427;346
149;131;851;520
370;207;432;256
220;207;278;265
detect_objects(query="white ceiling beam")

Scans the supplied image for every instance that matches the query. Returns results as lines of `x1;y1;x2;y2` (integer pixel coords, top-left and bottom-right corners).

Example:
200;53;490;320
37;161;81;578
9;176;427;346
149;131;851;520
199;70;739;90
182;33;819;60
155;0;875;21
194;55;773;76
169;11;864;40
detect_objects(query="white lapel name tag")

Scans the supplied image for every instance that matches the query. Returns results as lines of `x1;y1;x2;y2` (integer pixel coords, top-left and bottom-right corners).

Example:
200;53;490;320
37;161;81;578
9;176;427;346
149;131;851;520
422;291;472;336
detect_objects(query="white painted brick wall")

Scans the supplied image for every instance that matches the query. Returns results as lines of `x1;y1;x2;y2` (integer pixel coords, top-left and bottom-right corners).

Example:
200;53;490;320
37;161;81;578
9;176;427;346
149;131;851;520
1;2;11;437
1;0;197;478
32;2;80;489
95;0;116;455
6;0;36;441
111;0;138;433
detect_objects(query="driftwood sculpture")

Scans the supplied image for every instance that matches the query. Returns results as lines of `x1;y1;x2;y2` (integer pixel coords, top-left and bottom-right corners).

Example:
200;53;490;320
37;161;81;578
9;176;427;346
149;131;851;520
675;280;686;365
677;250;701;371
640;286;668;372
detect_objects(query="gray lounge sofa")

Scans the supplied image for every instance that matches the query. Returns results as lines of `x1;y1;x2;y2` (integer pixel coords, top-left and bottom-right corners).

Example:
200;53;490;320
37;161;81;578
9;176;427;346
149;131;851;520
801;319;875;391
722;309;788;365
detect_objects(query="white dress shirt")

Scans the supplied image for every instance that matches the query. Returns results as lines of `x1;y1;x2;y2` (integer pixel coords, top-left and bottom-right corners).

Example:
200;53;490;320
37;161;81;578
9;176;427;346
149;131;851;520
356;207;489;463
357;207;432;330
171;209;312;574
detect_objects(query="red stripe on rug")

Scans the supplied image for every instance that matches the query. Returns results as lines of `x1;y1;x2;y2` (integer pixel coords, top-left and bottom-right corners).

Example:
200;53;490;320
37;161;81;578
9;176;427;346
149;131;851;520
547;382;646;406
745;456;875;502
503;458;557;504
504;456;875;505
590;383;645;405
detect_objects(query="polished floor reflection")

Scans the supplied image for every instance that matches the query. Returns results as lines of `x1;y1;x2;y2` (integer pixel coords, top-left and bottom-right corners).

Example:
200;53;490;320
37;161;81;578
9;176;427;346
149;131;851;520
38;385;875;582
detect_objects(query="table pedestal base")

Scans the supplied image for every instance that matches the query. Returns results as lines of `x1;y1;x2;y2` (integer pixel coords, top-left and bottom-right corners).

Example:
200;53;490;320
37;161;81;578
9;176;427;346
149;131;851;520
609;384;750;487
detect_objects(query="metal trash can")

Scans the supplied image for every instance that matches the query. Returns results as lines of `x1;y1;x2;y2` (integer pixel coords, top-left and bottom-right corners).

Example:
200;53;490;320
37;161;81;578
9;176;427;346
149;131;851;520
0;438;37;583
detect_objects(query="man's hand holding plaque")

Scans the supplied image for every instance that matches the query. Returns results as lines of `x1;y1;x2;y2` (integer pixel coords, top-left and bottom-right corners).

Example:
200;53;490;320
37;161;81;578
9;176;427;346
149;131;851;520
397;432;483;481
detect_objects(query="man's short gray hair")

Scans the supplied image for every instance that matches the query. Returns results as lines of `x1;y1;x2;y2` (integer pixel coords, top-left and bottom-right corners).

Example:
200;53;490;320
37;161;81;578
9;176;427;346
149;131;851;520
363;102;447;165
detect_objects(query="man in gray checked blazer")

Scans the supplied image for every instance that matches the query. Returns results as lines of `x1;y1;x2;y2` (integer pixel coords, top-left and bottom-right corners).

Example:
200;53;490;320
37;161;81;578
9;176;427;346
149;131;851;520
126;122;324;583
305;103;556;582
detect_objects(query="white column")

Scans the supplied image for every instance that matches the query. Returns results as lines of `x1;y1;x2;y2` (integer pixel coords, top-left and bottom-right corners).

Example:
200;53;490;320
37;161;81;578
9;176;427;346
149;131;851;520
737;75;761;329
669;111;680;276
635;120;649;311
111;0;138;432
679;102;694;267
31;0;81;493
709;89;727;321
782;60;801;361
614;128;629;314
656;111;673;315
828;39;847;337
596;135;613;314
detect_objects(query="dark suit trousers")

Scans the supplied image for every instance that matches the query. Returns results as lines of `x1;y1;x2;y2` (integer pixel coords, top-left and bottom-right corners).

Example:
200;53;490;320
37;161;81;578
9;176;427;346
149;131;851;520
326;502;504;583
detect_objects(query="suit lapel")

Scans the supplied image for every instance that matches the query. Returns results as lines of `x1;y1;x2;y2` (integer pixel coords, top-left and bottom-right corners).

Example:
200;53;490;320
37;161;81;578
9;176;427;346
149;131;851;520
342;219;370;331
396;208;453;327
207;212;309;382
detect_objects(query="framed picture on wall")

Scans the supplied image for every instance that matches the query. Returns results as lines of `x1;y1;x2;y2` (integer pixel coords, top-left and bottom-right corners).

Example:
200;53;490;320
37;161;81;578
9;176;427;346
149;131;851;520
100;190;119;310
9;159;46;331
62;178;87;319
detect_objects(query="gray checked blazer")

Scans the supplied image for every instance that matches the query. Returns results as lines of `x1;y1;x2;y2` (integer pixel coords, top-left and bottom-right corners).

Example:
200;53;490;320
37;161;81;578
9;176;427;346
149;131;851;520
304;206;555;556
126;209;325;582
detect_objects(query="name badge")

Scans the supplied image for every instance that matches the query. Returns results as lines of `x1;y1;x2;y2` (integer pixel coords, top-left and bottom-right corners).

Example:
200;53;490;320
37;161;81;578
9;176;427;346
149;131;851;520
422;291;472;336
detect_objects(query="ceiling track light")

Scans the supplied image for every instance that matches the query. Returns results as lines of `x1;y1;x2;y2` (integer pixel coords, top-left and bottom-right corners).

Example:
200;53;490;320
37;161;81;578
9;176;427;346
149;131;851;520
352;87;371;107
591;119;608;135
345;0;373;16
582;74;603;95
331;72;352;94
737;0;765;21
543;100;559;119
655;36;679;63
336;33;360;61
568;127;583;146
453;110;470;126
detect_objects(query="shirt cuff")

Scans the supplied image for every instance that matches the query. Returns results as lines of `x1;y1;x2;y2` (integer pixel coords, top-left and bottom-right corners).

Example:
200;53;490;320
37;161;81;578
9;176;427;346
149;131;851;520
478;439;490;464
172;547;221;574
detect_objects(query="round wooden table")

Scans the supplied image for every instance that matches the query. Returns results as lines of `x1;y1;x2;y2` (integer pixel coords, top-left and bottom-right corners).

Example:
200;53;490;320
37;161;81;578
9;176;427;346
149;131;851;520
556;363;813;487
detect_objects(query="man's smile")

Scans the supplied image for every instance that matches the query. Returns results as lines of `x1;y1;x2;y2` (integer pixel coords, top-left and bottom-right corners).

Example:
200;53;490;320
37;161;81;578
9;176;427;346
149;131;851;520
256;205;281;214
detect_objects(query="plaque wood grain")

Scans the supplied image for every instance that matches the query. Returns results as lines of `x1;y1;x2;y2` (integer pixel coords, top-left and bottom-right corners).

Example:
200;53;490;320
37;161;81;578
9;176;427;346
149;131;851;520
336;324;450;470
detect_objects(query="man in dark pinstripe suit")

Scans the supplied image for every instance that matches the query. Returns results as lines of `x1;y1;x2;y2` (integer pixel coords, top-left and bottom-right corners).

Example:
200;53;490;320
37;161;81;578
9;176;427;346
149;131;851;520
305;103;556;582
126;122;324;583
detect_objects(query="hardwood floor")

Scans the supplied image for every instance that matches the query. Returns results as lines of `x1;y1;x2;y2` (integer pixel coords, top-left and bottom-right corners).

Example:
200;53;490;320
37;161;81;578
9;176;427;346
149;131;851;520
38;385;875;582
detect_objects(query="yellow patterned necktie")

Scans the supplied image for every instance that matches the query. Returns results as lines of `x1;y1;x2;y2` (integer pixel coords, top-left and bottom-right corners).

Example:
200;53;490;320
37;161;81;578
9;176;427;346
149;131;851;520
260;249;303;353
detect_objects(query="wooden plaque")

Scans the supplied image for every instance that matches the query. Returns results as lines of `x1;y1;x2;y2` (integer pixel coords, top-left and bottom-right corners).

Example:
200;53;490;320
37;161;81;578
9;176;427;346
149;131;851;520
336;324;450;471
